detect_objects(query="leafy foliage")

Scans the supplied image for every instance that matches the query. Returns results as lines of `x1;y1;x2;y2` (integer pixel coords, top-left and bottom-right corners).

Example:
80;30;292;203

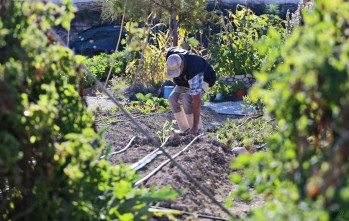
242;95;265;115
125;27;170;85
0;1;178;220
216;117;276;152
264;4;280;15
82;52;127;87
208;80;224;95
109;76;129;94
156;120;176;143
211;5;285;77
123;93;171;114
285;0;314;36
101;0;211;46
101;0;151;23
231;80;247;91
101;0;213;84
232;1;349;220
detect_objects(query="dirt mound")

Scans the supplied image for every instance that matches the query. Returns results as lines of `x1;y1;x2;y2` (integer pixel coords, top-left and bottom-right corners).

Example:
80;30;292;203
96;106;264;219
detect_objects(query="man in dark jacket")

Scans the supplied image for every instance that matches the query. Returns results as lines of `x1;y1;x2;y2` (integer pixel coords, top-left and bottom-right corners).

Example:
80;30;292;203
166;47;216;135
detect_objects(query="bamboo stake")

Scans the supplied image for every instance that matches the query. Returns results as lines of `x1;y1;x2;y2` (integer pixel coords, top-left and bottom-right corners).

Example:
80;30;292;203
104;3;126;88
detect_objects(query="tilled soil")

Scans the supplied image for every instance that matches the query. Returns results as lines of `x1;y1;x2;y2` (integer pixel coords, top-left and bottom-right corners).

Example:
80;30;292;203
95;106;264;220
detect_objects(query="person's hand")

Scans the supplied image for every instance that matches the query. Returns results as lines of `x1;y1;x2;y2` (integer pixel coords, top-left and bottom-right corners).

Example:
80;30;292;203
188;126;199;136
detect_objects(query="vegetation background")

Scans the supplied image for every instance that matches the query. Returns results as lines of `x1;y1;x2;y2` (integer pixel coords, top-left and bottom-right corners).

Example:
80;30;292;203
1;0;349;220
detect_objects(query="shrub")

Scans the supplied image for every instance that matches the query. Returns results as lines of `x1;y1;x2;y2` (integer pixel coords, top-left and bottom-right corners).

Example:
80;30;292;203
0;1;177;220
232;0;349;220
82;52;127;87
210;5;285;78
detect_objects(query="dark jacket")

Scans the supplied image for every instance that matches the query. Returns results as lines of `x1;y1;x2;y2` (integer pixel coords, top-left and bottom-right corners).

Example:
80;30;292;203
166;47;216;87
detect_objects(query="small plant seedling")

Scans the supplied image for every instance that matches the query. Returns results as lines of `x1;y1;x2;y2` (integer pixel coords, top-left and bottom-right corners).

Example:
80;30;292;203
156;120;176;143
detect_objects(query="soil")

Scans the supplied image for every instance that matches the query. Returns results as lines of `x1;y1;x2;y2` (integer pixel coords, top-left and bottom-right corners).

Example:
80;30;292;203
93;101;264;220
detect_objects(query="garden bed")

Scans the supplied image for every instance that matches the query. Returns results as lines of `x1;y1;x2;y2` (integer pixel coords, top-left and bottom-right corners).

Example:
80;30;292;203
92;98;265;220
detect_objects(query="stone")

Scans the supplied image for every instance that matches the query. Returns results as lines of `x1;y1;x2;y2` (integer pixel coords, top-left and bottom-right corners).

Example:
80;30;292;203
227;76;234;81
235;75;245;80
231;147;248;156
226;77;234;82
219;76;227;81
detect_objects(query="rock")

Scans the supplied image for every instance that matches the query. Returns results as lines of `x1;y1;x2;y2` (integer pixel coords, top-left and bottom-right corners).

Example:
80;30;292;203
219;76;228;81
226;77;234;82
231;147;248;156
246;73;253;78
235;75;245;80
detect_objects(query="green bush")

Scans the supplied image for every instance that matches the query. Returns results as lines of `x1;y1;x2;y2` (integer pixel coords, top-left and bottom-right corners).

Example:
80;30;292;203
0;1;177;220
82;52;127;87
210;5;285;77
232;0;349;220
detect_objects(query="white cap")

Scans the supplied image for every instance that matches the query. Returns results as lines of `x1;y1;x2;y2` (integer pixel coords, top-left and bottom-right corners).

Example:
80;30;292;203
166;54;182;78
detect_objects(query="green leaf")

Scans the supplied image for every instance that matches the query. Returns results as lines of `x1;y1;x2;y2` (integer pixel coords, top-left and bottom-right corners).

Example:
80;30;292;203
143;186;180;200
187;37;199;46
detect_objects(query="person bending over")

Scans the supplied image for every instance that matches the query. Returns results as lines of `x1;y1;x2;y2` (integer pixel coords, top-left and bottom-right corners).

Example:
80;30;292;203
165;47;216;136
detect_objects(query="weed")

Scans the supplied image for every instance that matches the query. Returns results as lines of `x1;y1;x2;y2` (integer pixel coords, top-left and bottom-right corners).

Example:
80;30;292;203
108;106;121;114
242;95;265;115
156;120;176;143
216;116;276;151
110;76;128;94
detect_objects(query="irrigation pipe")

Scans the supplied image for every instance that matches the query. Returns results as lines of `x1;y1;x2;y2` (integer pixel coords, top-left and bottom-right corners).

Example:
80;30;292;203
131;136;170;171
149;206;228;221
135;134;203;186
100;136;137;159
46;29;236;219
